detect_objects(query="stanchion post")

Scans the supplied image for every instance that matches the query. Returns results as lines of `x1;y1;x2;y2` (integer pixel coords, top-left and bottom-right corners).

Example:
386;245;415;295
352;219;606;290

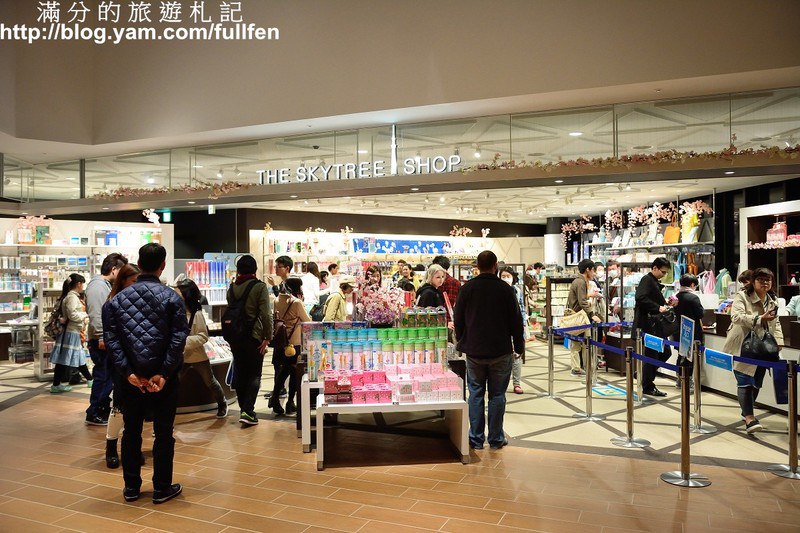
573;336;605;422
769;360;800;479
541;326;560;399
660;364;710;487
611;347;650;448
634;329;651;405
690;340;716;434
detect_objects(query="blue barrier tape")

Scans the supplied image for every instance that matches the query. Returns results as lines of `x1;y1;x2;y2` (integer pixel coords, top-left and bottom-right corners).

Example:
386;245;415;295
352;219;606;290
589;339;626;356
731;356;788;371
553;321;633;335
563;333;587;343
664;339;680;348
630;351;681;373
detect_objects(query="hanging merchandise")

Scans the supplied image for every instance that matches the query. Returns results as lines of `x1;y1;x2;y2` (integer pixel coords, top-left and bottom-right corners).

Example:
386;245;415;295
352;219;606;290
663;213;681;244
715;268;731;297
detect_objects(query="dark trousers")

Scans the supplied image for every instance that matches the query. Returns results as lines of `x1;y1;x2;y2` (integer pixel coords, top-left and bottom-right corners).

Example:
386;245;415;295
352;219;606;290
53;363;91;386
87;340;114;418
271;346;299;404
180;360;225;405
121;377;178;491
642;346;671;391
232;338;264;416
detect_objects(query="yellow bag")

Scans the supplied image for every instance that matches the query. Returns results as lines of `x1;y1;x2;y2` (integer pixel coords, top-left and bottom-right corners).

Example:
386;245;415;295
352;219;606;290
663;214;680;244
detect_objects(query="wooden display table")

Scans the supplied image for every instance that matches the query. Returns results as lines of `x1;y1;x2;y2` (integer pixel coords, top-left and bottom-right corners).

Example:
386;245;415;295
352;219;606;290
306;382;470;470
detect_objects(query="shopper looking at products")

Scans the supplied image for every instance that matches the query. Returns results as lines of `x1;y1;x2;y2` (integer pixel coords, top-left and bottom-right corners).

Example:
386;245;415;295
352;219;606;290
176;279;228;419
85;253;129;425
327;263;339;287
724;268;784;434
227;255;273;426
102;264;141;469
454;251;524;450
416;264;447;308
50;274;92;394
105;243;188;505
564;259;601;377
500;266;527;394
673;274;705;390
365;265;382;290
395;263;414;288
301;262;323;307
391;259;408;283
319;271;329;290
269;277;311;416
432;255;461;312
323;275;356;321
634;257;674;397
264;255;291;401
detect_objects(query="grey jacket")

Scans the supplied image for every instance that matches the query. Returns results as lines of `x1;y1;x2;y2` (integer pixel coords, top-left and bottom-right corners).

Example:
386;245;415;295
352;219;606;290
85;275;111;340
723;290;784;377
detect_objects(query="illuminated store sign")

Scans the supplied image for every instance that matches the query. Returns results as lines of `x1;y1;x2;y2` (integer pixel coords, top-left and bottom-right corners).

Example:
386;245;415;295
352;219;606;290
257;155;461;185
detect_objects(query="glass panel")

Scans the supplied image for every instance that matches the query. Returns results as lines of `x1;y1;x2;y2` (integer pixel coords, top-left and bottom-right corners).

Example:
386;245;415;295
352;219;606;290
85;150;170;198
192;140;264;185
8;160;80;201
616;96;730;155
511;107;614;164
170;147;192;189
731;87;800;150
2;157;27;201
397;115;511;171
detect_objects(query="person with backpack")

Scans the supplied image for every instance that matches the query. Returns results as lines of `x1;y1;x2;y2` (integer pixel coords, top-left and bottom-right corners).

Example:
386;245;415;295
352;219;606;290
176;279;227;419
224;255;272;426
49;274;92;393
268;278;311;415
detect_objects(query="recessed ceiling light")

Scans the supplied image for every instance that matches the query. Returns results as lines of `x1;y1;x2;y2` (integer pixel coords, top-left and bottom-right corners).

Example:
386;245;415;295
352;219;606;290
187;201;196;205
569;132;583;137
21;212;28;215
102;207;109;210
555;180;564;184
724;171;735;175
147;178;155;184
357;149;368;154
410;187;419;191
290;195;298;198
465;190;472;193
65;177;75;181
474;148;482;158
439;196;445;203
192;165;203;168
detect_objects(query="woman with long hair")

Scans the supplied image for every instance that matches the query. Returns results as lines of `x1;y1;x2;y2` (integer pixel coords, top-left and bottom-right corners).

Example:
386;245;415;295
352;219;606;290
175;279;227;418
301;261;323;308
50;274;91;393
103;264;141;468
723;267;784;434
269;277;311;416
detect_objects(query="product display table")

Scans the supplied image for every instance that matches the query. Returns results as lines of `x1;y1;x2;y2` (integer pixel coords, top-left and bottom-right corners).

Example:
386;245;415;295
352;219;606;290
300;375;324;451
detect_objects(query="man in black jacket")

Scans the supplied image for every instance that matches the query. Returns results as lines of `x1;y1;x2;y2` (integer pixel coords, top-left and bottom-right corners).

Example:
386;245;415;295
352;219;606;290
633;257;672;397
106;243;189;505
454;251;524;450
673;274;705;389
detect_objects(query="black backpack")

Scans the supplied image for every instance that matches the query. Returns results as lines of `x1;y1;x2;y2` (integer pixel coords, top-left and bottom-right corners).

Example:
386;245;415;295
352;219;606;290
221;280;263;344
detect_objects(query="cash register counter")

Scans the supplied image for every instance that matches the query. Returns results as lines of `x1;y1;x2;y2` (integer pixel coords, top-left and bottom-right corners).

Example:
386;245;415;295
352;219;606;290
700;314;799;414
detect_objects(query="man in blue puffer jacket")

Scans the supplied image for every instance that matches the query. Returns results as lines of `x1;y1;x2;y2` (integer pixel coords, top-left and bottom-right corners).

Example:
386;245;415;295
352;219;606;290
105;243;189;505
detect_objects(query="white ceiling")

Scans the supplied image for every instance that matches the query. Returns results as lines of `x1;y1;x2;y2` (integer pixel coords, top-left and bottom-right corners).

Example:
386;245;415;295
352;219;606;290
236;175;793;225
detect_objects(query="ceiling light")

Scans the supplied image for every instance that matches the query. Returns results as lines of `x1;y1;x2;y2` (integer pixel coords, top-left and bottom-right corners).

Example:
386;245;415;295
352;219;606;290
624;183;632;191
569;132;583;137
188;201;196;205
234;166;242;177
360;200;366;208
147;178;155;184
555;180;563;184
484;192;490;199
217;169;223;179
208;205;216;215
304;200;309;205
465;190;472;193
454;147;460;156
411;187;419;191
102;207;109;210
724;171;735;175
65;177;75;181
439;196;445;203
414;151;421;163
474;148;482;158
424;196;429;203
192;165;203;168
290;195;298;198
357;149;368;154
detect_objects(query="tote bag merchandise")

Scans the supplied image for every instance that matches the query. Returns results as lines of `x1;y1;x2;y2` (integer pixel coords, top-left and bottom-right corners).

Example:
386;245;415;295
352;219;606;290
740;329;779;362
559;308;590;335
663;214;680;244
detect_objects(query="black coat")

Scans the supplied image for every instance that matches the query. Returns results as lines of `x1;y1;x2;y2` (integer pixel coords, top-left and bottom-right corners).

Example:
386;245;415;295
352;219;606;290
454;273;524;358
673;290;705;342
416;283;445;308
633;272;666;335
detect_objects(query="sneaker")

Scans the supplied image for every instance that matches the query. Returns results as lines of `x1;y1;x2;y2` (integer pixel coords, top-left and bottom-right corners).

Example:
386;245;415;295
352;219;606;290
239;411;258;426
469;442;484;450
216;402;229;419
268;396;285;416
284;401;297;416
50;384;72;394
152;483;182;504
490;438;509;450
643;387;667;397
513;385;523;394
85;414;108;426
570;369;585;377
123;486;140;502
279;388;288;399
745;419;763;434
86;380;93;388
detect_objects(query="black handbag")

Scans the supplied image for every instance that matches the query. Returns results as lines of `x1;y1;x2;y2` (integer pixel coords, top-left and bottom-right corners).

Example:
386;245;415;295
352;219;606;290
740;329;779;362
649;309;680;339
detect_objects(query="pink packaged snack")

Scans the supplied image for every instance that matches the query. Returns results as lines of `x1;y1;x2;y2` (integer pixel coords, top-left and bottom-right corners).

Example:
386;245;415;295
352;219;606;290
352;387;367;404
378;388;392;403
324;378;338;394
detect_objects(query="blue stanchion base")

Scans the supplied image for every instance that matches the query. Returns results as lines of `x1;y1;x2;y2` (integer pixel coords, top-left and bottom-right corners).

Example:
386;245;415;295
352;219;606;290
611;436;651;448
689;424;718;434
768;464;800;480
660;471;711;487
572;412;606;421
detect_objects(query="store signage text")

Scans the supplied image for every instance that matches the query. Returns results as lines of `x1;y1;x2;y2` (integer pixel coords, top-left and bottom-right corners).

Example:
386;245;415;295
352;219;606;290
257;155;461;185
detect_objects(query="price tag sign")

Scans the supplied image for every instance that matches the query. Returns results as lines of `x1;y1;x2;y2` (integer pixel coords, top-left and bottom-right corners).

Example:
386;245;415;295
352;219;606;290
679;316;695;361
705;348;733;371
643;333;664;352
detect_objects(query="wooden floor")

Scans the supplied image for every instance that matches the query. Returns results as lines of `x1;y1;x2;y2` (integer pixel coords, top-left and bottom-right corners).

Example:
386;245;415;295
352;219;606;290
1;378;799;532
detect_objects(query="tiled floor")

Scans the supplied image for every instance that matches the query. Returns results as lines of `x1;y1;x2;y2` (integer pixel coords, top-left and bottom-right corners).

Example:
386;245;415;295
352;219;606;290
0;347;798;532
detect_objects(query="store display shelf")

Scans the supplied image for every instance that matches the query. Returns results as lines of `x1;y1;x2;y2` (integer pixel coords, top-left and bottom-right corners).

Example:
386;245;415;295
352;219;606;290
0;290;21;293
0;310;26;315
587;241;714;251
317;395;465;414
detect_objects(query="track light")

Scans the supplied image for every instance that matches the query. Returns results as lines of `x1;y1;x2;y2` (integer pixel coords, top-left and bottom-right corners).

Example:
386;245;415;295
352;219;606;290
474;148;482;158
625;183;632;191
414;151;421;163
454;147;460;157
217;169;223;179
424;195;429;203
439;196;445;203
234;166;242;177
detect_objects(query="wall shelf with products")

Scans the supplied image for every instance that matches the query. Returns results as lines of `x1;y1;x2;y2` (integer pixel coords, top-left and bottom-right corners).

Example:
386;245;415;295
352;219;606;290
543;276;575;334
741;202;800;301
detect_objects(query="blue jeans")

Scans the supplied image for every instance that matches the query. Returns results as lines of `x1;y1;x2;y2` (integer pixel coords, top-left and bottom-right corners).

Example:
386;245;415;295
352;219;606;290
466;354;513;448
87;340;114;418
